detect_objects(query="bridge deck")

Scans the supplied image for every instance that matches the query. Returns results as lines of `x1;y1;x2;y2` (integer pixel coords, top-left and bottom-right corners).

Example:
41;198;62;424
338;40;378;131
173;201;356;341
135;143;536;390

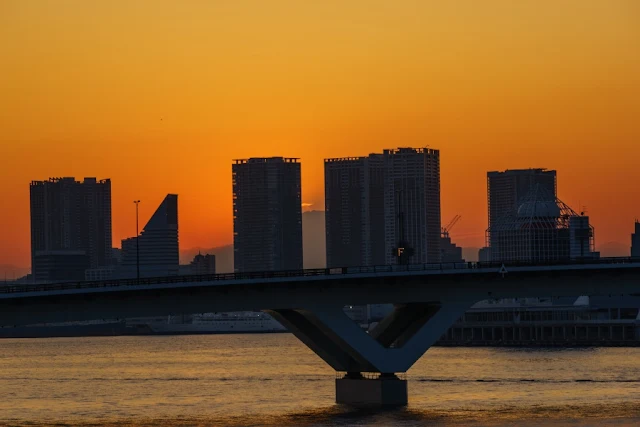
2;258;640;298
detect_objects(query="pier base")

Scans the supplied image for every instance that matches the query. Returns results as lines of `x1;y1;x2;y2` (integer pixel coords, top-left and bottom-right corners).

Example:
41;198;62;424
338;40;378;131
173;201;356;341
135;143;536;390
335;373;408;407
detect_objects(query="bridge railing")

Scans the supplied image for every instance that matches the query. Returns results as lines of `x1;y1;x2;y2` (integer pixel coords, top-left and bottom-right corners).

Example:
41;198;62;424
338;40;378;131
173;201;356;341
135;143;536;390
2;257;640;295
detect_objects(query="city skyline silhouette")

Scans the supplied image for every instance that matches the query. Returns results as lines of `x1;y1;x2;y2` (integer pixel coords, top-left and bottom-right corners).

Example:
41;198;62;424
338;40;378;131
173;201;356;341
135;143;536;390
1;1;638;269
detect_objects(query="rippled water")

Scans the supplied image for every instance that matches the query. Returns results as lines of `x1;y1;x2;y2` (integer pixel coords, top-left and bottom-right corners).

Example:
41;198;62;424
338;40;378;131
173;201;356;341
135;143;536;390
0;335;638;426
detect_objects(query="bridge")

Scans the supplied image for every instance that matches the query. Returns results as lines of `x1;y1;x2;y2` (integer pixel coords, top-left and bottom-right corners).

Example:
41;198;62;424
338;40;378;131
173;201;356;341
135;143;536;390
2;258;640;406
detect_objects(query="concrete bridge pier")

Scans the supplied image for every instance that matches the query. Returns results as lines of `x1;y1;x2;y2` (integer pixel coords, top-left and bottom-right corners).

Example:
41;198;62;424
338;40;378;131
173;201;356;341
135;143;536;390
266;300;472;406
336;372;408;406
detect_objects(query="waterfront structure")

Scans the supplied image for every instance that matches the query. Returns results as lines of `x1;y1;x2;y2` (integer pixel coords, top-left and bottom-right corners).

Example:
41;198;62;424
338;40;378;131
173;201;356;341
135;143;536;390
633;221;640;257
486;169;597;263
487;169;556;232
487;185;596;262
324;155;385;268
439;297;640;345
190;253;216;275
30;177;112;282
120;194;179;278
232;157;303;272
324;147;441;267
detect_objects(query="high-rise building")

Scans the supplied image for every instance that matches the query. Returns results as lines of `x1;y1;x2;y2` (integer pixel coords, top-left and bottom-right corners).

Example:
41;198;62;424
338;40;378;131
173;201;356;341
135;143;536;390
324;147;441;267
232;157;303;272
487;169;556;232
383;148;441;264
120;194;179;278
487;173;597;263
324;155;385;268
632;221;640;257
30;177;112;282
190;253;216;275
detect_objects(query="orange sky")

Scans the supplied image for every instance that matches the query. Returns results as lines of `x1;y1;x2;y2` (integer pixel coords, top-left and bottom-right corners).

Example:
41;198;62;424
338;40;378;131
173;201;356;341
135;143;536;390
1;1;639;268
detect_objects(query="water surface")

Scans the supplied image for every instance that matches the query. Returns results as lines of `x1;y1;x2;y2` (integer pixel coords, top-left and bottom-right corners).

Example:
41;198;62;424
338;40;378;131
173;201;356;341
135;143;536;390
0;335;638;426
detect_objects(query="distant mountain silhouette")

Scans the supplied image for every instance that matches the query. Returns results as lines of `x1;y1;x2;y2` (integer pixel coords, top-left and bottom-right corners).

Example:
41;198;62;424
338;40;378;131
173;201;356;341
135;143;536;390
0;265;30;280
180;211;327;273
597;241;629;257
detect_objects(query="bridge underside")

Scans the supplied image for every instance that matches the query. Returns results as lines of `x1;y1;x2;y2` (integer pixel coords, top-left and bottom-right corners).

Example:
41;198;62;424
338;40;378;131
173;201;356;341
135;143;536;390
267;300;474;405
1;263;639;406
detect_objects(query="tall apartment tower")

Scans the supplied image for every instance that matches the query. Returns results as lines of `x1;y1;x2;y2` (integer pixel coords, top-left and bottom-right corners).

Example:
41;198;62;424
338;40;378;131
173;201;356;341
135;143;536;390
383;148;441;265
120;194;179;278
324;155;385;268
324;147;441;267
30;177;112;282
232;157;303;272
632;221;640;257
487;169;557;230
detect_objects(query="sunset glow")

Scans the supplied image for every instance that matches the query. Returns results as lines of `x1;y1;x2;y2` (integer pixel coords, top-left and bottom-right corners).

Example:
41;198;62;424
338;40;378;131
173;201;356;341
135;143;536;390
1;0;639;268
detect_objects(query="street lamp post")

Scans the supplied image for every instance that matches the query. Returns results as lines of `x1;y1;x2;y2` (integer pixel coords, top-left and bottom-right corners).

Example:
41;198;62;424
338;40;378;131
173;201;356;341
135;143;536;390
134;200;141;282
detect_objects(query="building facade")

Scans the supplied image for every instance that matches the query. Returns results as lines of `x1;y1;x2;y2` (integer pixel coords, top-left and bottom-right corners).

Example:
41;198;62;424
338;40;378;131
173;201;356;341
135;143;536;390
232;157;303;272
120;194;179;278
383;148;441;264
487;169;556;232
324;155;385;268
324;147;441;267
30;177;112;282
486;171;596;263
32;250;89;283
633;221;640;257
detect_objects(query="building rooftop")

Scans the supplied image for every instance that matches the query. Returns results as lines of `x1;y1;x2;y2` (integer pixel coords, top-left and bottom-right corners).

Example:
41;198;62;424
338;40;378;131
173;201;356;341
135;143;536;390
31;177;111;185
233;157;299;164
324;157;366;162
487;168;553;176
382;147;438;155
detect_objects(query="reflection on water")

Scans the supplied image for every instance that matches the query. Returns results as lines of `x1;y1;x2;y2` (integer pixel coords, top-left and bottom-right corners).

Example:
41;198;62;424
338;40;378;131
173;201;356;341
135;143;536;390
0;335;638;426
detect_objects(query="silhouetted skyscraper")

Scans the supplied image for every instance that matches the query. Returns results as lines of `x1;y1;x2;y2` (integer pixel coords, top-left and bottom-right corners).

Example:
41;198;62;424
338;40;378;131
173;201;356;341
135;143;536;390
325;147;441;267
632;221;640;257
383;148;441;264
120;194;179;277
30;177;112;282
324;155;385;268
232;157;303;272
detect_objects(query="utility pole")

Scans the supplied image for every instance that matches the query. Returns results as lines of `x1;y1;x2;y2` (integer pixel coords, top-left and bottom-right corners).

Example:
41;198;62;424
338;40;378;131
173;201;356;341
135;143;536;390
134;200;141;282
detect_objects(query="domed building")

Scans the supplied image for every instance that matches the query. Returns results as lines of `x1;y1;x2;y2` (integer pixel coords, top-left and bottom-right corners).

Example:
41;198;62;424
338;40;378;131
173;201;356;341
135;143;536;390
487;185;595;263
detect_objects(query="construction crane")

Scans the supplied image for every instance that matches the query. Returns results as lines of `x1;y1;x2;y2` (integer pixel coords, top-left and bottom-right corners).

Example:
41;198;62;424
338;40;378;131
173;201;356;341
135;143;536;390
441;215;461;238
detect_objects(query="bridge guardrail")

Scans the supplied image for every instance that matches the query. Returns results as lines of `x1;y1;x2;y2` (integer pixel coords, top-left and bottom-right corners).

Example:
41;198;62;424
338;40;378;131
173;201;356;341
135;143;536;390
2;257;640;295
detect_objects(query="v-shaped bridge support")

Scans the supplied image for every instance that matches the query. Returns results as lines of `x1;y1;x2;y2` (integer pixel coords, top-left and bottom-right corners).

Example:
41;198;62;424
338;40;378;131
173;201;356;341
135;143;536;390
266;299;473;374
266;300;474;406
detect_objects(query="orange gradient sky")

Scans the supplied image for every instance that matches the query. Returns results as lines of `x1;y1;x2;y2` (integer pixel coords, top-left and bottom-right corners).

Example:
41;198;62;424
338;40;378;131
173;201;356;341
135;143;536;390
1;1;639;268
